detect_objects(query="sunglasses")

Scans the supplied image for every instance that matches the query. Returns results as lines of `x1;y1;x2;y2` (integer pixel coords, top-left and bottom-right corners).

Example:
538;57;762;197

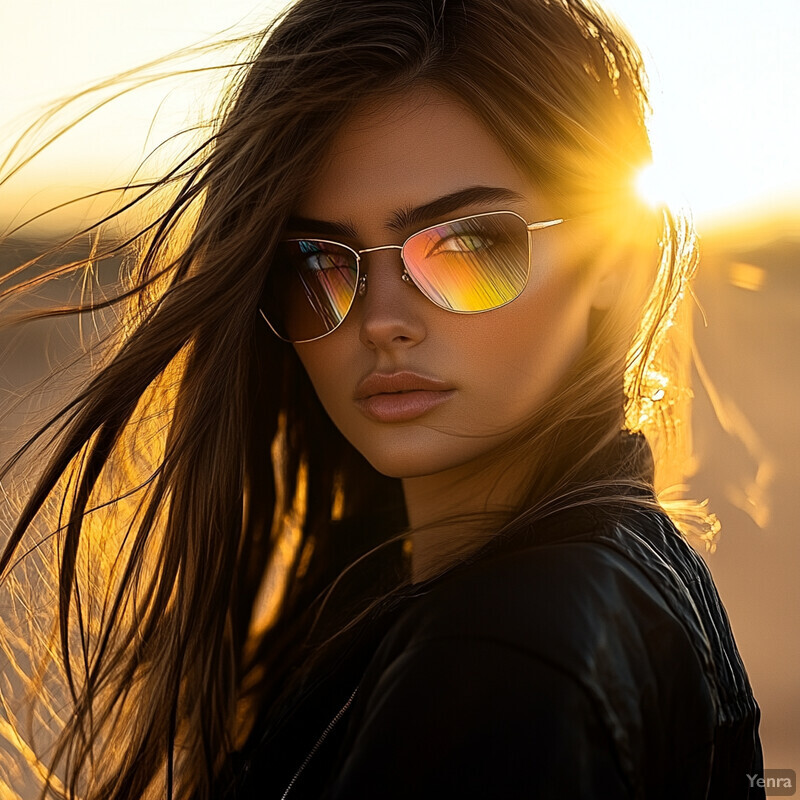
259;210;565;343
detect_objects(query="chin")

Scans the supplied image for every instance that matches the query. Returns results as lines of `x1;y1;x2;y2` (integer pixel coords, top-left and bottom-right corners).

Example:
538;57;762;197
353;434;487;481
361;450;443;479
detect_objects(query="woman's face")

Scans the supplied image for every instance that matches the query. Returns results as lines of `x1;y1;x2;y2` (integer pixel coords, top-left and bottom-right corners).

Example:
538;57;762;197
291;87;607;480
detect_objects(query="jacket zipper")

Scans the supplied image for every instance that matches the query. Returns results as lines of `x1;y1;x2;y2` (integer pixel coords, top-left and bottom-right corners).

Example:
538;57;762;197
280;684;360;799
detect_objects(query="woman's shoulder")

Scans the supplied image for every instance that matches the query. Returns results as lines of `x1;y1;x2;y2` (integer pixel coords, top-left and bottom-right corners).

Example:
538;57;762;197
389;507;702;676
390;501;756;720
327;509;721;799
380;528;716;714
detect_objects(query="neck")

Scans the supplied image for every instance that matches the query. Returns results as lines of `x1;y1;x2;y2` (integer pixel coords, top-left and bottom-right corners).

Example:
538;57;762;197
402;455;526;584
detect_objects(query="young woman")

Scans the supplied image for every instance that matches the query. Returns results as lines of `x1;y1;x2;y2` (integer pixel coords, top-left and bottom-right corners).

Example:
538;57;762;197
0;0;765;798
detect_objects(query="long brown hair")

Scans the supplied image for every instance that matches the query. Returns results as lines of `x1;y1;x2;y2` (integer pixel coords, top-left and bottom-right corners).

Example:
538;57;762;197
0;1;705;797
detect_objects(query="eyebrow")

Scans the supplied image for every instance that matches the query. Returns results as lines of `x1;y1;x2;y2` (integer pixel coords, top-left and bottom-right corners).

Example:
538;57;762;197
285;185;527;239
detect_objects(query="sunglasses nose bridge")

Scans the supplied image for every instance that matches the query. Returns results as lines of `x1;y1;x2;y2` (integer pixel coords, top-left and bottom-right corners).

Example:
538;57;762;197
354;243;412;296
356;243;404;257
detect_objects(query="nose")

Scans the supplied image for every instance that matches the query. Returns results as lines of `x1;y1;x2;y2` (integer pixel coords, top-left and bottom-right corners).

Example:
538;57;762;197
356;248;427;350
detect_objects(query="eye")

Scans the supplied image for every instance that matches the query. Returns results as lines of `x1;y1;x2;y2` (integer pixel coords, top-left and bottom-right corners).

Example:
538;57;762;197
430;233;495;255
294;241;354;272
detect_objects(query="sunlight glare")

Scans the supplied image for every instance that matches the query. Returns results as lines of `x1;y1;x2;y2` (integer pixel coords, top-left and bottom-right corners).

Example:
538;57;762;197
635;161;688;212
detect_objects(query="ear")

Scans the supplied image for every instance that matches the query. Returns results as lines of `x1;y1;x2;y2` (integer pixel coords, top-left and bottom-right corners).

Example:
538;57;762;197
581;235;629;312
587;204;661;312
591;264;624;311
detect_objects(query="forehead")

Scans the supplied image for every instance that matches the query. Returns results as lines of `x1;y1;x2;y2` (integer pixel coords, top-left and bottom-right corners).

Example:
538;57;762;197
296;87;535;227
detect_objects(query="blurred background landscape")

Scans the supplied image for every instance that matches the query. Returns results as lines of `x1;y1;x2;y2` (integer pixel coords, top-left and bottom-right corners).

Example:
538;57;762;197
1;0;798;785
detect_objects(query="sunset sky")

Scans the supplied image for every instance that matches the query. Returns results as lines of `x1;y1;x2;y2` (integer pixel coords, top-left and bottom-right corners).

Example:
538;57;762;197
1;0;798;231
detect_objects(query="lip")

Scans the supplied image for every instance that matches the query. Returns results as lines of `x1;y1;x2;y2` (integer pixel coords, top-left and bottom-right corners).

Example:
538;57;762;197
354;371;455;423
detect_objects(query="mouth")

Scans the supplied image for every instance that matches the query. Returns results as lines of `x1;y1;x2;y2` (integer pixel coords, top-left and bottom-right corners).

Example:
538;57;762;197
354;371;455;422
355;389;456;423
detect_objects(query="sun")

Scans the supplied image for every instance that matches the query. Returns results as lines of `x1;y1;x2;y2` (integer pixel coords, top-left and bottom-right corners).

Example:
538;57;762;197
634;161;688;212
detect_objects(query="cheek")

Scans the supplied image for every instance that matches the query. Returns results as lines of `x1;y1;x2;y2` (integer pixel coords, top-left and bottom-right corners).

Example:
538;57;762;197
294;339;358;422
462;270;593;418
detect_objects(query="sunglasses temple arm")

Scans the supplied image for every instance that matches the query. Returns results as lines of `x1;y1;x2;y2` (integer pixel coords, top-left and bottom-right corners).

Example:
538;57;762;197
526;218;565;231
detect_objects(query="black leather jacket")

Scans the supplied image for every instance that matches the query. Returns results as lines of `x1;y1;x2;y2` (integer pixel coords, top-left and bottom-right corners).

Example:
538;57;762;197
226;500;765;799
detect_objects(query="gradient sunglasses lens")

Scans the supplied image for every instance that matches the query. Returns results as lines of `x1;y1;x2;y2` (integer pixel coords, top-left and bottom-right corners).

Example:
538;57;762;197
402;212;529;312
261;239;359;342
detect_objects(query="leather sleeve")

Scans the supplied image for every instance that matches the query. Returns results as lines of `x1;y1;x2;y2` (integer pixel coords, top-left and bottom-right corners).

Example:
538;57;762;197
323;634;633;799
